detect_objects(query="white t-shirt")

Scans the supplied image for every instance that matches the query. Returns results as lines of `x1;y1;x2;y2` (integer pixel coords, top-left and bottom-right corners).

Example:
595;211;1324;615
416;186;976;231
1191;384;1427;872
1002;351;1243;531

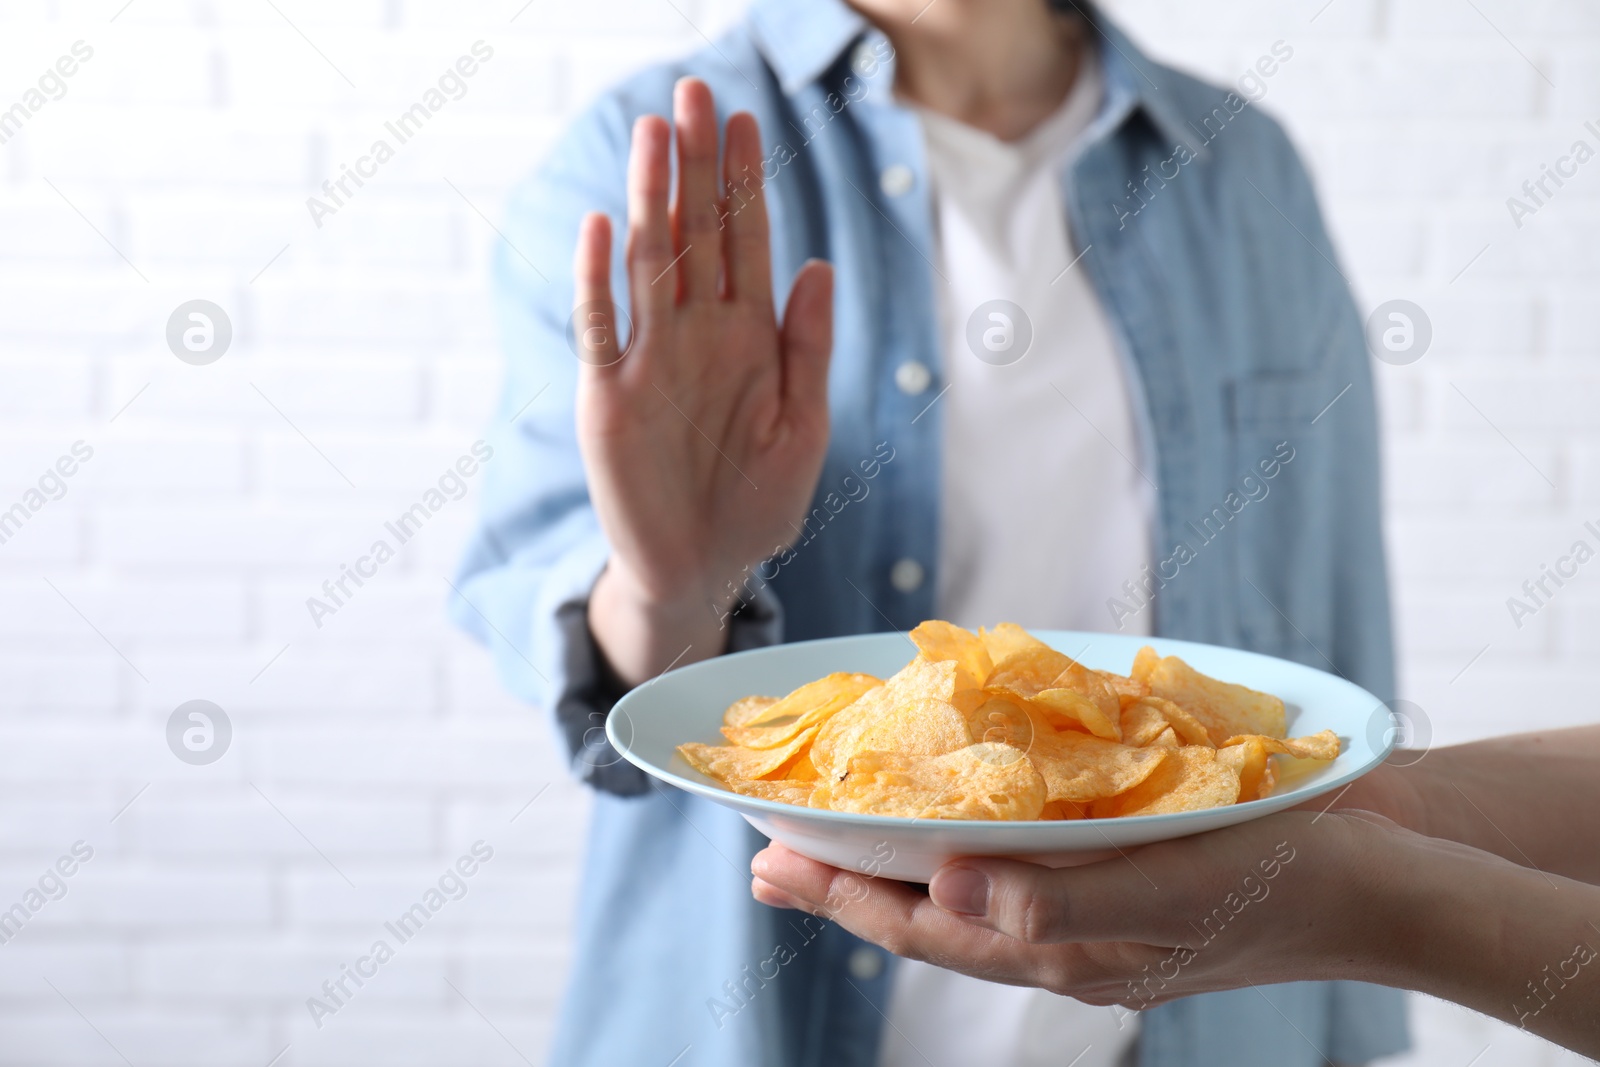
879;48;1151;1067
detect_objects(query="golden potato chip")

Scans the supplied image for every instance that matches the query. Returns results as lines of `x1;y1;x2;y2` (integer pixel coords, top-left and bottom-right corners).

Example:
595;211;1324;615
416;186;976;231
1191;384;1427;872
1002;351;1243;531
1146;654;1286;743
1030;687;1121;741
1216;737;1269;801
987;646;1074;698
831;697;970;781
1111;746;1241;816
1131;645;1160;685
729;778;816;805
1119;698;1171;747
777;750;820;781
721;672;881;749
1257;759;1278;798
978;622;1047;666
909;621;993;690
1027;729;1168;803
1098;670;1149;700
822;743;1046;820
722;695;779;730
965;695;1039;752
811;659;964;779
678;726;818;784
1038;800;1085;820
688;622;1302;820
1134;695;1213;747
1223;729;1340;762
1146;726;1180;748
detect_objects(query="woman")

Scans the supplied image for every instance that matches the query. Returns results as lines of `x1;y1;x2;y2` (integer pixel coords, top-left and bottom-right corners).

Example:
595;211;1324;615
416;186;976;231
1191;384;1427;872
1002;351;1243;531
452;0;1405;1063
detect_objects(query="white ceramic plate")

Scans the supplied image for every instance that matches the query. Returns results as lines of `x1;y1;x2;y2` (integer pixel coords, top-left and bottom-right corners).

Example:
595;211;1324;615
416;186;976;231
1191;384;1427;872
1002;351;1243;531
608;630;1393;881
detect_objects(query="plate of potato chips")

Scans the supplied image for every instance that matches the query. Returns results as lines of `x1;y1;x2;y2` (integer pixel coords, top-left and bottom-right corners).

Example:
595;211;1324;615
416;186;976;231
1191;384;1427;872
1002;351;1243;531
608;622;1393;881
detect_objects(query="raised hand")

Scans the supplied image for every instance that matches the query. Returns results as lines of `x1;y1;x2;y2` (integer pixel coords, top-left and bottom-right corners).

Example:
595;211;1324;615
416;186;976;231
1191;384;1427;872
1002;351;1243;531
576;78;834;687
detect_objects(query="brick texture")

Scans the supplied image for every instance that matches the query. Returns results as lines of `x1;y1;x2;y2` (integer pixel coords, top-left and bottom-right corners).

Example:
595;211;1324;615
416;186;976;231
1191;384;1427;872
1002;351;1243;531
0;1;1592;1064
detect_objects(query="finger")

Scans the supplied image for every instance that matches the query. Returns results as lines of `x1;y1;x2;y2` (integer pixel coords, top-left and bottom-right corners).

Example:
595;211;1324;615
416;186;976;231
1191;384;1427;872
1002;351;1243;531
779;259;833;416
933;854;1198;945
751;845;1088;986
572;212;623;373
722;111;772;304
672;77;721;300
750;876;804;910
625;114;675;322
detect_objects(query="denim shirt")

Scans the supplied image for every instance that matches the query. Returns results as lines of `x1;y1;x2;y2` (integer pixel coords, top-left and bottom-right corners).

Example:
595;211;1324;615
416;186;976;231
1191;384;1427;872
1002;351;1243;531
451;1;1409;1064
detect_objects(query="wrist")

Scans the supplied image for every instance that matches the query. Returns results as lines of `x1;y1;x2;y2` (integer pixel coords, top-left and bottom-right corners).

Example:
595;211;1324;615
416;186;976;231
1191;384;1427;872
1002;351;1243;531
588;561;729;688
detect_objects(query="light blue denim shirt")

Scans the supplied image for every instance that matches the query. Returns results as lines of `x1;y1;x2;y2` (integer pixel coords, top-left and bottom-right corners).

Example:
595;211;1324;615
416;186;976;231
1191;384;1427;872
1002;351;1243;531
451;1;1408;1064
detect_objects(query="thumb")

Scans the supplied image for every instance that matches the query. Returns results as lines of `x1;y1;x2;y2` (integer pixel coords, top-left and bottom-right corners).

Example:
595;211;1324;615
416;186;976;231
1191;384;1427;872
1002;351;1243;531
779;259;833;417
929;853;1186;946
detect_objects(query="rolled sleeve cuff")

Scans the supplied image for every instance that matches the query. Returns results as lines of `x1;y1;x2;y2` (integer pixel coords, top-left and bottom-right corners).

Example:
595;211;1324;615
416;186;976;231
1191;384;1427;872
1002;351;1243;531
538;538;785;796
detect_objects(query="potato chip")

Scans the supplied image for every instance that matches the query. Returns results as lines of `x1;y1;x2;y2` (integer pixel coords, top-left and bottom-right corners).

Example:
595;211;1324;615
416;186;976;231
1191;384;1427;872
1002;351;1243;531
722;695;779;730
1027;729;1168;803
1215;737;1269;801
721;672;881;748
987;646;1074;698
812;659;969;780
1038;800;1085;821
1098;670;1149;700
687;623;1302;822
822;743;1046;820
1111;746;1241;816
1133;695;1213;747
1130;645;1160;685
1119;698;1171;747
909;621;993;691
729;778;816;805
678;726;818;784
1146;726;1180;748
1032;661;1121;740
965;695;1039;752
856;697;970;760
978;622;1047;666
1223;729;1340;762
778;750;820;781
1030;686;1121;741
1146;654;1286;743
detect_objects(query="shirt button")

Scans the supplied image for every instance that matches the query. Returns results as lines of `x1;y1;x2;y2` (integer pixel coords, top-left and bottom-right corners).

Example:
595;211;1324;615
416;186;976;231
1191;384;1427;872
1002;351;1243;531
851;40;878;77
894;360;931;396
879;164;915;198
890;558;924;594
847;946;885;980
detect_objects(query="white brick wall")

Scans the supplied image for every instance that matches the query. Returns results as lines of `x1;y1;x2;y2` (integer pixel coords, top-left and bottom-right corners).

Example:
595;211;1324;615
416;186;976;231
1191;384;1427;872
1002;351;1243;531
0;1;1592;1064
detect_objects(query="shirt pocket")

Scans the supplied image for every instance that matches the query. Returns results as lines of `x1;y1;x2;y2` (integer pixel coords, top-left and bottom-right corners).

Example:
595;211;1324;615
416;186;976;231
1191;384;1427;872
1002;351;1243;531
1223;372;1334;662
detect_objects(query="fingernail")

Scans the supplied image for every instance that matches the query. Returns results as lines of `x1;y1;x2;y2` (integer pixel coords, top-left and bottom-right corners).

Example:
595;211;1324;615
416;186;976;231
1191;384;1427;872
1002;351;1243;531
930;866;989;916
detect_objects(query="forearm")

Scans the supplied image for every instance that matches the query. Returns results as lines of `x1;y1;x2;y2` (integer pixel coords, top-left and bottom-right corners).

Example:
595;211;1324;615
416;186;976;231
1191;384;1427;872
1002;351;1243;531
1386;829;1600;1057
1397;727;1600;884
